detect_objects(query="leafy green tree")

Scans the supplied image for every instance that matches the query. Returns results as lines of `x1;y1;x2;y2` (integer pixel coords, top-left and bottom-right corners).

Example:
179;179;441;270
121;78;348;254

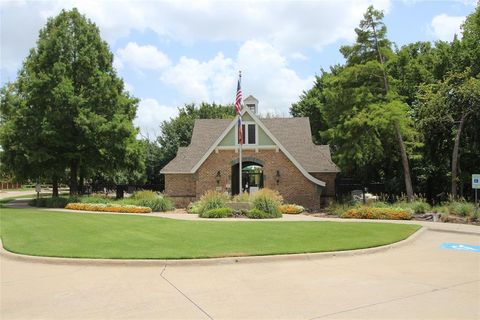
332;6;415;199
0;9;144;196
290;72;329;144
416;71;480;199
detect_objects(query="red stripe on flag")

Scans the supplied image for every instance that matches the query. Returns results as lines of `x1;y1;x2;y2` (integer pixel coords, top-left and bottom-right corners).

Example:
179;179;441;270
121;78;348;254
235;77;242;114
238;118;243;144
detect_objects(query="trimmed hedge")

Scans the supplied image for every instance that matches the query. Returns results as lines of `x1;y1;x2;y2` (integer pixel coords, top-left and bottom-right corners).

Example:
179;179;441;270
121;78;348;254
341;207;412;220
65;203;151;213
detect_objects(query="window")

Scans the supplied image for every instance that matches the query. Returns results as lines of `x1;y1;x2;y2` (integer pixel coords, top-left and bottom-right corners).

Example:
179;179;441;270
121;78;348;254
246;103;256;113
239;123;257;145
248;124;256;144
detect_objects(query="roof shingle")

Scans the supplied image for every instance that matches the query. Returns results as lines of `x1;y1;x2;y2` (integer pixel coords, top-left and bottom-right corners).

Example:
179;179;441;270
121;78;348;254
161;117;339;174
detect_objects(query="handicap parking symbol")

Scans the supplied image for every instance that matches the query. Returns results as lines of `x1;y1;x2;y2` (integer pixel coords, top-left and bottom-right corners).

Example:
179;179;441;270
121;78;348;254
441;243;480;252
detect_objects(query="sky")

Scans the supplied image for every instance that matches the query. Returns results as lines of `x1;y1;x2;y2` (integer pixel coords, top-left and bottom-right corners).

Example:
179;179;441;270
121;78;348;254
0;0;477;139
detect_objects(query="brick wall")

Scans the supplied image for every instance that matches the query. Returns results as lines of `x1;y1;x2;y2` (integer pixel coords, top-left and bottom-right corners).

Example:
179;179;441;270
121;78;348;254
164;151;337;210
311;172;337;197
312;172;337;205
196;149;323;210
164;174;196;196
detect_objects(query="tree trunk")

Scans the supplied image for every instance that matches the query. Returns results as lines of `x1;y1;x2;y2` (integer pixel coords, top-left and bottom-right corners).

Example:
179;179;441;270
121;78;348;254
451;112;469;200
52;175;59;198
395;122;414;202
69;160;78;196
78;166;85;195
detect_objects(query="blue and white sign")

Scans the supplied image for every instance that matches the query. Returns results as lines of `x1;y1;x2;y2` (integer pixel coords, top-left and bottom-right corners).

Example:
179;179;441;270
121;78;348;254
473;174;480;189
441;243;480;252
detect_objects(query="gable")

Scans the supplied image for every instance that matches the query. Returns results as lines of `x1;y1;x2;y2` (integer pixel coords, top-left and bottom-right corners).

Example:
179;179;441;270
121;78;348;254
218;119;275;147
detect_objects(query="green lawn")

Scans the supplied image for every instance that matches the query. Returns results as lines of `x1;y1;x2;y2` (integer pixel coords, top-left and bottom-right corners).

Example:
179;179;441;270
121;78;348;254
0;208;421;259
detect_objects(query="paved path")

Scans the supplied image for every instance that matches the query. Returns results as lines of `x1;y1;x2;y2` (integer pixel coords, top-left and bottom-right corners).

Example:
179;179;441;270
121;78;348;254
0;190;37;199
1;227;479;319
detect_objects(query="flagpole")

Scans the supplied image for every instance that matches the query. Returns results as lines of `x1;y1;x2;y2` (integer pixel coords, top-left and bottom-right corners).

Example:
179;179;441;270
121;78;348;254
238;71;243;194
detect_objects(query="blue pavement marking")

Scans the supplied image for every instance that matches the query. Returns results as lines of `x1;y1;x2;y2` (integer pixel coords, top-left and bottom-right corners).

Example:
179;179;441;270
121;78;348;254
440;243;480;252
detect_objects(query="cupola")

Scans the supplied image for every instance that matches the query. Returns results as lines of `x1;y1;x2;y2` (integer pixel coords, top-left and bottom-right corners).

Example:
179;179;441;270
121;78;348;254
243;95;259;114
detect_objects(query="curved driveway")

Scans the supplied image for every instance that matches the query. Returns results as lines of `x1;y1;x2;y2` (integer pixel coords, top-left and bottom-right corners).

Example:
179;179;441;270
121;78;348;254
1;218;479;319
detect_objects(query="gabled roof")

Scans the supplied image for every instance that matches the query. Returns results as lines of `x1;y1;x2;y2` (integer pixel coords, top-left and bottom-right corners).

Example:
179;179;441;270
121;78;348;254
160;119;231;173
262;118;338;172
160;108;339;186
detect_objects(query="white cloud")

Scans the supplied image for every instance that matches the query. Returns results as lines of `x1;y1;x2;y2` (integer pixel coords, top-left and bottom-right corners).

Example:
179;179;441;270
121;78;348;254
237;40;315;115
290;52;308;61
1;0;391;78
429;14;465;41
161;53;236;103
161;40;314;115
134;98;178;139
116;42;171;71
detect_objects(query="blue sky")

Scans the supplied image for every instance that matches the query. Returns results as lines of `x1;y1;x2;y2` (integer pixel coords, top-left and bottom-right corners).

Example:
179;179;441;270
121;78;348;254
1;0;477;138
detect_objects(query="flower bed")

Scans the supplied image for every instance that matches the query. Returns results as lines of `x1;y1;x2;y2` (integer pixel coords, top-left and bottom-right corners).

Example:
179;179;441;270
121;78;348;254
65;203;151;214
341;206;412;220
279;204;305;214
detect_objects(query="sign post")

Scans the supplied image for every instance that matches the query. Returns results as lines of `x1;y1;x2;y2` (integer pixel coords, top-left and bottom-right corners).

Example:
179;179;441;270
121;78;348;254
472;174;480;216
35;183;41;201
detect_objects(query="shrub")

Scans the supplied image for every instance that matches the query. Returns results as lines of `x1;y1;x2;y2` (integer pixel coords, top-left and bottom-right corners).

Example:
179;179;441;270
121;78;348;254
279;204;305;214
252;188;283;203
232;191;251;202
135;197;173;212
325;201;356;216
252;188;282;215
78;194;111;204
131;190;158;200
29;196;79;208
65;203;151;213
246;208;282;219
197;190;229;212
187;202;202;214
369;201;392;208
447;201;475;217
341;207;412;220
117;192;173;212
396;200;431;214
470;209;479;222
410;201;431;214
199;207;233;218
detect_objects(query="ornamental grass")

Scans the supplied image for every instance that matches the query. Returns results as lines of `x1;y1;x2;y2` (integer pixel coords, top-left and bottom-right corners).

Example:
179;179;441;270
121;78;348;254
65;203;151;214
341;206;412;220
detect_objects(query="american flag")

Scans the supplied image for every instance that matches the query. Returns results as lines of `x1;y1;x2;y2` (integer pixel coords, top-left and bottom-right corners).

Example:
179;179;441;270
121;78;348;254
236;73;243;144
235;76;242;114
238;117;243;144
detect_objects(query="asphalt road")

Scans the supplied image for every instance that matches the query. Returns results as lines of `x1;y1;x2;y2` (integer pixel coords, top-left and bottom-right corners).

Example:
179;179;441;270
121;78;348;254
1;227;479;319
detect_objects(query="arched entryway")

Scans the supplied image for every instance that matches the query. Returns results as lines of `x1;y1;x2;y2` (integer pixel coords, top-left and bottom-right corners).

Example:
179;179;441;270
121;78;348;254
231;160;264;195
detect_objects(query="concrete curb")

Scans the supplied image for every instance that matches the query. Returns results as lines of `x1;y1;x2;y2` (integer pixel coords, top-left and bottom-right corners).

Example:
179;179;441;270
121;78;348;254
0;227;427;267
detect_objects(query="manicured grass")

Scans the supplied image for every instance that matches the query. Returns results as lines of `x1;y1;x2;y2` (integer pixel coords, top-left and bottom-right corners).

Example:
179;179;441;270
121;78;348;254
0;208;421;259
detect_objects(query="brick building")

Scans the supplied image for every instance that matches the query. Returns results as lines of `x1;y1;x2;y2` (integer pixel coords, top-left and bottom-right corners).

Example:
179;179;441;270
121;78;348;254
161;97;339;210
